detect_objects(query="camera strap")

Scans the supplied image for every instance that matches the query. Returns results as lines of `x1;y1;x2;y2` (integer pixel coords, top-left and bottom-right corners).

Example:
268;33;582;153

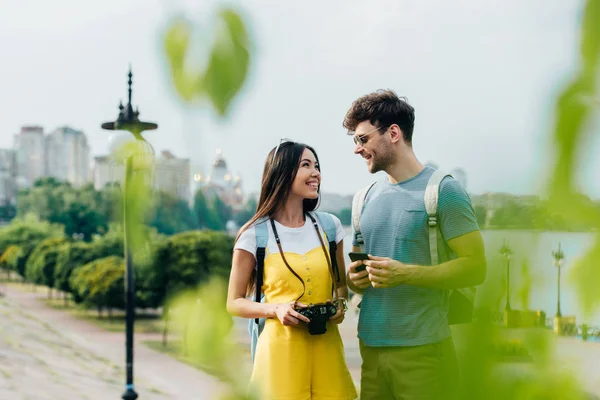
269;213;336;303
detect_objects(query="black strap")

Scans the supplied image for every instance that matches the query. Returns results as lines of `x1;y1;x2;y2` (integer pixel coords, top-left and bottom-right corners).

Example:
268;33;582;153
254;247;266;324
270;218;307;302
329;240;339;282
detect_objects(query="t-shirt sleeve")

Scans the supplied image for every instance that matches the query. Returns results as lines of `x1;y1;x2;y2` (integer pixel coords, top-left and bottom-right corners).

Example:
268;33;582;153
234;225;257;259
330;214;347;244
438;178;480;241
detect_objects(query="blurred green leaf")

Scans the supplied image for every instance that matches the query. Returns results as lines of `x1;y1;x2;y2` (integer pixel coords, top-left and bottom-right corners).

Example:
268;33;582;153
163;8;251;117
204;9;251;116
164;18;202;102
568;240;600;316
548;0;600;315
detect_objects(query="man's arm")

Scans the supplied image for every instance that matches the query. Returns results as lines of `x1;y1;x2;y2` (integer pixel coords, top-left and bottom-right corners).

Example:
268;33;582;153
366;230;486;290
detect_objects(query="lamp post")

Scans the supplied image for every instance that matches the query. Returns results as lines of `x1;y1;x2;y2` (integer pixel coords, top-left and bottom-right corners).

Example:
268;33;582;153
101;67;157;400
552;242;565;318
499;240;513;312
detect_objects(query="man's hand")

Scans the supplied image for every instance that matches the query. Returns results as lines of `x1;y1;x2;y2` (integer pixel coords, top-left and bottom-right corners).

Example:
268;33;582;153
348;260;371;290
364;255;411;288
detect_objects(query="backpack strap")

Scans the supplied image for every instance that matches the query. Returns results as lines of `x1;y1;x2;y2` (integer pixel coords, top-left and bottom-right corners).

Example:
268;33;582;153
351;182;376;251
424;170;476;307
314;211;340;282
424;169;451;266
253;218;269;324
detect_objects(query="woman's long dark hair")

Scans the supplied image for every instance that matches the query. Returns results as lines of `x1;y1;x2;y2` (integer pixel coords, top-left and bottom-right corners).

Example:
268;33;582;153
236;141;321;295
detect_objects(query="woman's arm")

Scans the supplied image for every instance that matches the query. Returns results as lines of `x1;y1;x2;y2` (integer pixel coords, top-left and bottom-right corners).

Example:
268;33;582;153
226;248;310;326
334;239;349;300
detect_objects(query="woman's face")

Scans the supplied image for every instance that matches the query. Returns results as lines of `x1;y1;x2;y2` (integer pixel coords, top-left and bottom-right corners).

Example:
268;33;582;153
290;148;320;200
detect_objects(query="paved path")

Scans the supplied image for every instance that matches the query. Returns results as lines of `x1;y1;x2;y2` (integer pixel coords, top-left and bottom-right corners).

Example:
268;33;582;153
2;284;599;399
0;286;225;399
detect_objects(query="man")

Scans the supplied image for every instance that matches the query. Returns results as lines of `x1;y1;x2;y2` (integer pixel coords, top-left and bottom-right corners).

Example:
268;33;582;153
344;89;486;400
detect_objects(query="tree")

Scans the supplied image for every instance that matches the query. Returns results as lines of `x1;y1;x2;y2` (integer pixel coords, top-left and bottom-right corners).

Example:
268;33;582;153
70;256;126;317
149;191;197;235
0;215;64;278
193;190;221;230
152;230;234;304
335;208;352;227
234;197;257;226
0;245;21;280
474;205;487;229
54;241;95;303
25;237;68;296
212;195;231;230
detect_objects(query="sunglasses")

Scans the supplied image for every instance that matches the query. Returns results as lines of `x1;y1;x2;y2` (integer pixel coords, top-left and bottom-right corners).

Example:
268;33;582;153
352;125;388;146
272;138;295;163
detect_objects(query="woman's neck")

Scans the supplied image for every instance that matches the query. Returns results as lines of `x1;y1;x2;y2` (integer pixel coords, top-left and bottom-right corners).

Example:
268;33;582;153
272;198;305;228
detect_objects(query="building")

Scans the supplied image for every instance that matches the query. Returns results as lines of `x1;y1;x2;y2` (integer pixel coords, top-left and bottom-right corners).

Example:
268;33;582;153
13;126;45;188
194;149;244;211
45;126;90;187
154;150;191;201
92;155;124;190
0;149;17;207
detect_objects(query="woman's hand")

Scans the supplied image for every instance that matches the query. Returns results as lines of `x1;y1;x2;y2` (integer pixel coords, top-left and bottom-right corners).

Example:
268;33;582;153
274;302;310;326
327;299;345;324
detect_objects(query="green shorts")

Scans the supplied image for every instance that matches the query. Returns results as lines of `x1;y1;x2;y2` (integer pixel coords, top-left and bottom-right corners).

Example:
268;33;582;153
359;337;459;400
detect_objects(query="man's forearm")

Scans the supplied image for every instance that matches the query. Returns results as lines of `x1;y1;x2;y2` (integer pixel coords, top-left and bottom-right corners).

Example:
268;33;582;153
404;256;486;290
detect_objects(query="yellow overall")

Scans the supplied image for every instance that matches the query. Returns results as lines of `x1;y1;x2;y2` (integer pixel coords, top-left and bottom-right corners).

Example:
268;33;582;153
250;241;357;400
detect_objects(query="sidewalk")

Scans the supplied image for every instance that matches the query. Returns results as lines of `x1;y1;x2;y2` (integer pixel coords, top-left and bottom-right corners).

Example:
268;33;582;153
0;285;225;399
2;284;599;399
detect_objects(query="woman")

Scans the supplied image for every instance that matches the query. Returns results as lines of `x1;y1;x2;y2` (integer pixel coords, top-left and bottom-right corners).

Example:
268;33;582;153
227;140;357;400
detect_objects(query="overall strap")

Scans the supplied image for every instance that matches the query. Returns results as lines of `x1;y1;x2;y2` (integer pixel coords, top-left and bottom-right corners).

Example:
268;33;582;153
313;211;340;282
253;219;269;324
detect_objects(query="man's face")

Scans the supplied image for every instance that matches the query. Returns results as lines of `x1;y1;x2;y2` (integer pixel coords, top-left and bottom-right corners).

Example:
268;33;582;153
352;121;395;174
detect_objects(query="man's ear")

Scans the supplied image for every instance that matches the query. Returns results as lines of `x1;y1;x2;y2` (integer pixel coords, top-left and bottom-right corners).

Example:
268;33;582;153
388;124;404;144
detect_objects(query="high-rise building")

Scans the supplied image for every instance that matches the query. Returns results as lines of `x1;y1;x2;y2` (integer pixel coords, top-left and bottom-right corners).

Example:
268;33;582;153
13;126;45;188
45;126;90;187
0;149;17;206
154;150;191;201
92;155;124;190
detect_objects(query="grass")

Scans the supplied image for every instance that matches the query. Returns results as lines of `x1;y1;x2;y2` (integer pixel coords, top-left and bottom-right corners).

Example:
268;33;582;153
42;297;165;334
143;339;226;379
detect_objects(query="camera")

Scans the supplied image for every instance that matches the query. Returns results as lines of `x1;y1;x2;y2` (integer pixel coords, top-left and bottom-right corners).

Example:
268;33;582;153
296;302;338;335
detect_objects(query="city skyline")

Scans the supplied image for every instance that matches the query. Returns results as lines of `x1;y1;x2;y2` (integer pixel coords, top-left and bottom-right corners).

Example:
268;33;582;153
2;1;598;199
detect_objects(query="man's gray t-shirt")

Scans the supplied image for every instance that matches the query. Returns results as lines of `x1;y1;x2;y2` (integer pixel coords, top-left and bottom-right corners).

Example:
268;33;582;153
352;166;479;347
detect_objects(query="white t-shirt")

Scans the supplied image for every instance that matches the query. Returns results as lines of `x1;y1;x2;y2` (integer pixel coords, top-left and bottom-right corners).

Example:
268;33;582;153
235;212;346;258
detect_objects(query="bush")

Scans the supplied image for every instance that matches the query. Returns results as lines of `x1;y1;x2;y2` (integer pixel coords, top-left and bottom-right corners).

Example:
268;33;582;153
54;242;95;296
25;237;69;290
70;256;125;315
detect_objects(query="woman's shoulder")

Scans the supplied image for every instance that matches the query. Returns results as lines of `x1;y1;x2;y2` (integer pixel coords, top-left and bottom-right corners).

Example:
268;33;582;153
310;211;343;228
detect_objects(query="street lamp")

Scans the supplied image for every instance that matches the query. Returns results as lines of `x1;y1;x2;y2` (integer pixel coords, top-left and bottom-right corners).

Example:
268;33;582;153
552;242;565;318
101;67;157;400
499;240;513;312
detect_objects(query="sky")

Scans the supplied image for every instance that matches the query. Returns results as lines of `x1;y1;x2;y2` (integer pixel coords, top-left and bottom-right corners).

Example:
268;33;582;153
1;0;598;198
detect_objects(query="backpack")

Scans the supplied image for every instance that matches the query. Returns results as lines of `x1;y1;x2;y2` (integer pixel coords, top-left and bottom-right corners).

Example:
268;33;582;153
248;211;339;362
351;169;476;325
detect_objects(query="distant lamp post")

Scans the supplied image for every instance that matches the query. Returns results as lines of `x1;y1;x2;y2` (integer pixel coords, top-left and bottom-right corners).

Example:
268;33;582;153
552;242;565;318
499;240;513;312
101;67;157;400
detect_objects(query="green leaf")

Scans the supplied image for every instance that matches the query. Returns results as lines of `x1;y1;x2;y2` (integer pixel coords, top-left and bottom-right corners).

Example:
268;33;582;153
204;9;251;116
164;18;203;102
